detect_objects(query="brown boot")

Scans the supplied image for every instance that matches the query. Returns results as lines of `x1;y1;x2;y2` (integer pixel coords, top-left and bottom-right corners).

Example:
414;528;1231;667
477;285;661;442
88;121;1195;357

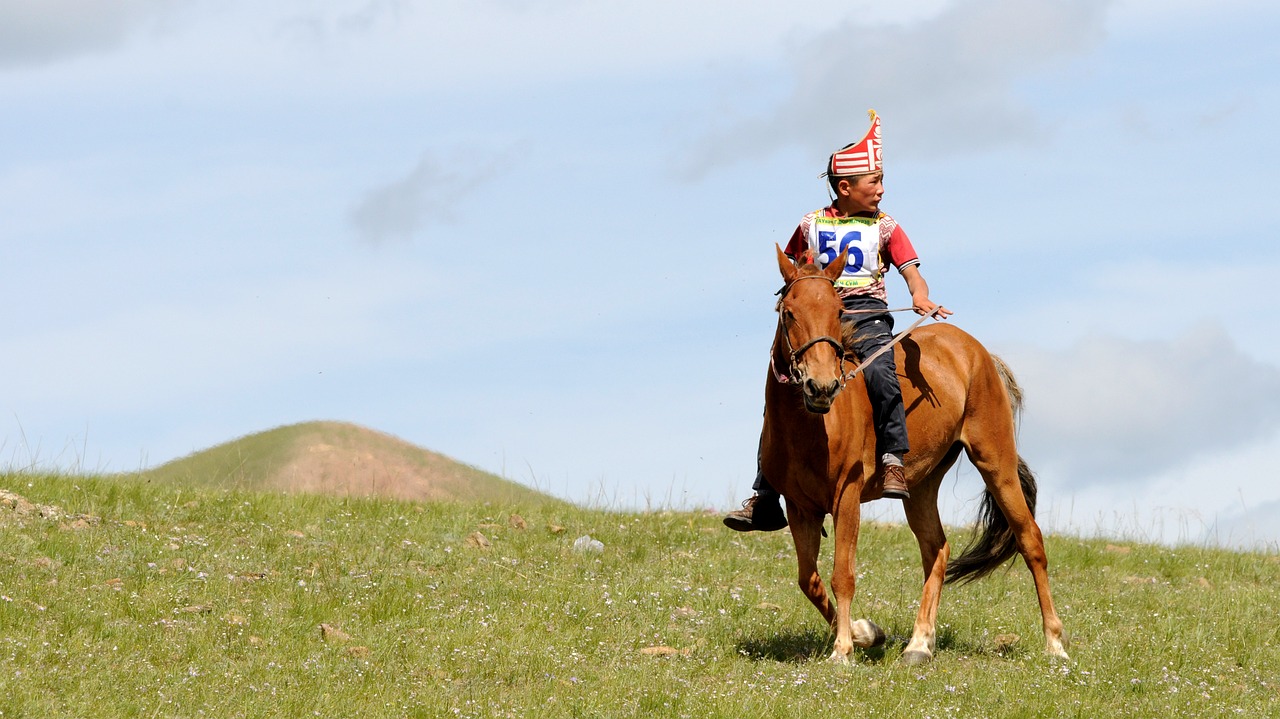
882;464;910;500
723;493;788;532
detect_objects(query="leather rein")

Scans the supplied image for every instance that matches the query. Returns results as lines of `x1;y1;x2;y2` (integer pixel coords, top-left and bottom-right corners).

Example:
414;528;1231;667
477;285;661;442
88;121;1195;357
770;274;933;386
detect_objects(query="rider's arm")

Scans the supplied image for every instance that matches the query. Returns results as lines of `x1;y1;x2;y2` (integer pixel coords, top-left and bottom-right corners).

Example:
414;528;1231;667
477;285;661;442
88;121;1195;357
900;265;952;319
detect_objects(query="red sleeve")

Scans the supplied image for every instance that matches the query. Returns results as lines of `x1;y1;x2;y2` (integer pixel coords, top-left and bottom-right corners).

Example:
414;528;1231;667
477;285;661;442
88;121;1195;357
885;223;920;269
784;224;807;259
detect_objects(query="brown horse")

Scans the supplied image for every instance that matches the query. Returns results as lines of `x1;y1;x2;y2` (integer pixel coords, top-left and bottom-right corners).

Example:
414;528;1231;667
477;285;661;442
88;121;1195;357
762;246;1068;664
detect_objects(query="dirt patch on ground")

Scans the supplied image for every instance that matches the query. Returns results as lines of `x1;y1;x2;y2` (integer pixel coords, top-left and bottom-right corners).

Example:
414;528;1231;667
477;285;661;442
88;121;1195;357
1;489;59;518
1;489;98;528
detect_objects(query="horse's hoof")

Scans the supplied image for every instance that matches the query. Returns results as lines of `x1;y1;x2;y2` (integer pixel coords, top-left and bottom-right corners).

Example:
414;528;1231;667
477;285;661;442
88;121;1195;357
900;649;932;666
851;619;886;648
827;649;851;664
1047;635;1070;660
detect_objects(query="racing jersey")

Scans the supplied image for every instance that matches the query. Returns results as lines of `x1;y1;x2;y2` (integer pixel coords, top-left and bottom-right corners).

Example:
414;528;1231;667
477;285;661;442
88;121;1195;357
784;206;920;303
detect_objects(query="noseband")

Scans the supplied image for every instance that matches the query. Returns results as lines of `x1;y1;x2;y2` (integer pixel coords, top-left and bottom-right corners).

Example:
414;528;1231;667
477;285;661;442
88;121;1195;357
772;275;847;385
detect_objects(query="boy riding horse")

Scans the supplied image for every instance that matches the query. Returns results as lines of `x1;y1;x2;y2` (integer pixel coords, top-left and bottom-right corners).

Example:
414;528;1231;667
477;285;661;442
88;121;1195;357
725;110;952;532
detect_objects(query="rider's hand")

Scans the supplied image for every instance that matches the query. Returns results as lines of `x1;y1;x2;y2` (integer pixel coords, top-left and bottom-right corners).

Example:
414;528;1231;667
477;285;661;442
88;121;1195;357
912;295;952;320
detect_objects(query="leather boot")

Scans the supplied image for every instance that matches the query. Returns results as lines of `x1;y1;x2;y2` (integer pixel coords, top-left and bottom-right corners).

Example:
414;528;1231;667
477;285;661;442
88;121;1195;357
723;492;788;532
882;464;910;500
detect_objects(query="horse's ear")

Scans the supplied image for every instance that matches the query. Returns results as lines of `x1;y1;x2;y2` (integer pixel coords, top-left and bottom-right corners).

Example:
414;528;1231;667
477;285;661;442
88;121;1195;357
822;249;848;282
776;244;798;283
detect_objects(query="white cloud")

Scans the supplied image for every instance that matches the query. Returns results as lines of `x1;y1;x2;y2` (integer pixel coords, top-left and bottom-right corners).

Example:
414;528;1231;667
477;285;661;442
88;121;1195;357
1109;0;1278;36
986;260;1280;368
1022;425;1280;549
348;152;499;246
1211;497;1280;551
0;0;176;67
687;0;1112;174
1006;325;1280;487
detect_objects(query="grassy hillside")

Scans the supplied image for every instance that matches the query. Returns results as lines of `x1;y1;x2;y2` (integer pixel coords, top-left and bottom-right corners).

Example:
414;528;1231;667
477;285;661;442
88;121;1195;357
1;472;1277;718
132;421;553;506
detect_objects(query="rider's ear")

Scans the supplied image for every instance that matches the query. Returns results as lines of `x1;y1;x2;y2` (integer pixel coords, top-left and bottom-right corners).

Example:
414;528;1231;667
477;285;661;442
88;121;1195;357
776;244;798;283
822;249;848;282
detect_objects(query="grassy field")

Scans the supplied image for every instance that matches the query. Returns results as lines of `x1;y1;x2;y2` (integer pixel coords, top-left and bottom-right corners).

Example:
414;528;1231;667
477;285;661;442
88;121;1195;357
1;472;1277;718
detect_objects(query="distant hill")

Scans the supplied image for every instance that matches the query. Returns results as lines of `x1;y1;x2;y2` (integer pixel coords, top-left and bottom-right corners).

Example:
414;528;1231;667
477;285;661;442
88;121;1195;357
134;421;553;505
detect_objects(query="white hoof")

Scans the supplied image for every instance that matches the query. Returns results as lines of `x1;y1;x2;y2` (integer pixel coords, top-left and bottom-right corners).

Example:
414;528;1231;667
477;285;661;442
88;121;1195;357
901;648;932;666
851;619;886;648
827;649;851;664
1047;634;1070;660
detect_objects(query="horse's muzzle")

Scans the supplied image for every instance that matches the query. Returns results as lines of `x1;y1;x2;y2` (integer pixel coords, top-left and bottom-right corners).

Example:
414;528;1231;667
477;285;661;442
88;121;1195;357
802;376;842;414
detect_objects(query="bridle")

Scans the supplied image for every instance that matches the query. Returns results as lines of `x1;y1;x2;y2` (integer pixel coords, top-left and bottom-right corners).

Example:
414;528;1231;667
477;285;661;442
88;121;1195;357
771;275;847;385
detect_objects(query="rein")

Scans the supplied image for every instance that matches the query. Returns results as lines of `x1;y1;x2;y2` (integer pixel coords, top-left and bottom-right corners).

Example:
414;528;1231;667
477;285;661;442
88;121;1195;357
841;311;933;380
771;276;938;384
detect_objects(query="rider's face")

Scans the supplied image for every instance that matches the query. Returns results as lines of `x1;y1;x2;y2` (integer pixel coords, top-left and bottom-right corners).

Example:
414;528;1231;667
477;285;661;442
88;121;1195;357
837;173;884;215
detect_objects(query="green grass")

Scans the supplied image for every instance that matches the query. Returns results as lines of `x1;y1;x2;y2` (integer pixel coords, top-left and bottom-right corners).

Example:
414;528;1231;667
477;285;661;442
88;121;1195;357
1;473;1277;718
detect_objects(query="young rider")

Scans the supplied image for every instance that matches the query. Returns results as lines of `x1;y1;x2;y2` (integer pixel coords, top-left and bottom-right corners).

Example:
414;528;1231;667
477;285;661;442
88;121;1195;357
724;110;952;532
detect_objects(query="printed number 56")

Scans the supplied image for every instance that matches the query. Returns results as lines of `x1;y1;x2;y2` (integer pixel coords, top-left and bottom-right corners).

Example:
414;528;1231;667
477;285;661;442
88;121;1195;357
817;230;865;273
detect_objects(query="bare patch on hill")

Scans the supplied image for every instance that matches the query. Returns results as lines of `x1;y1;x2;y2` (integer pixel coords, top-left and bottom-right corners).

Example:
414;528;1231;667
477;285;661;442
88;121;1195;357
144;421;546;504
273;425;482;501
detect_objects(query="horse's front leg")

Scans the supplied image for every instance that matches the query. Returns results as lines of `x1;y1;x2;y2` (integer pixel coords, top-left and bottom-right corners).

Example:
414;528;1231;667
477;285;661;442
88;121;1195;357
786;505;833;626
828;481;865;662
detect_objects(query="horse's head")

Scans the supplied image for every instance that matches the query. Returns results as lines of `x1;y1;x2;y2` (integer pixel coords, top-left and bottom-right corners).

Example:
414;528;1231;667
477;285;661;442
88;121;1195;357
774;245;848;414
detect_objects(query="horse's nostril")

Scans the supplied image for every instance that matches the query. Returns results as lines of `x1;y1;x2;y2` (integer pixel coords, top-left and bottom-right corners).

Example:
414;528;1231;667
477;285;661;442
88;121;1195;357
804;378;839;399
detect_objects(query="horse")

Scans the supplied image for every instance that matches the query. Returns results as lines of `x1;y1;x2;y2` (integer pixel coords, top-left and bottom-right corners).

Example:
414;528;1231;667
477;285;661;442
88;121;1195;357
762;245;1068;664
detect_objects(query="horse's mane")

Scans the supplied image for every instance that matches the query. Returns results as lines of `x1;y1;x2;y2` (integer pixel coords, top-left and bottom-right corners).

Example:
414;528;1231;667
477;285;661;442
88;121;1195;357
793;249;824;274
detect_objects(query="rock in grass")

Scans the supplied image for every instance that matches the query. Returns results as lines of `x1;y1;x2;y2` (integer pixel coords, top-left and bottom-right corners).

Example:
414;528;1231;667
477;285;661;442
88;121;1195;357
572;535;604;553
508;514;527;530
320;623;352;643
640;646;690;657
176;604;214;614
465;531;492;548
994;633;1021;652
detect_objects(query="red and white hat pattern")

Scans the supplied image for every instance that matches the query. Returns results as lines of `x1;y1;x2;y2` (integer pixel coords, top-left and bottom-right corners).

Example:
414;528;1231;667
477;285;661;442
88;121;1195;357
829;109;882;177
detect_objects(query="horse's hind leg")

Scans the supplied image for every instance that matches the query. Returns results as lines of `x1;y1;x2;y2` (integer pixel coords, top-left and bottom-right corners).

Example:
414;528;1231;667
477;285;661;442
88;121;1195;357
899;453;958;665
966;445;1068;659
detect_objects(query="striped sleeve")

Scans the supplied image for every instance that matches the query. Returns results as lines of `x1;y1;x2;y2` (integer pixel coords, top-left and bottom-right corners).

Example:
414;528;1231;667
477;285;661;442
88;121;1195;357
880;214;920;271
784;211;818;259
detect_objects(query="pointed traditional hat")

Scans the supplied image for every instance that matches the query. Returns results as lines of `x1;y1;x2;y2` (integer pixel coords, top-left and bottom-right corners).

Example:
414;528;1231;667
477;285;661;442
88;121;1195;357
828;109;882;177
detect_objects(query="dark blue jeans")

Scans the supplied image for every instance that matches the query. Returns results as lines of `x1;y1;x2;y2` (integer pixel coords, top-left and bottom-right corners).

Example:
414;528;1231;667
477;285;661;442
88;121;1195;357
841;295;910;458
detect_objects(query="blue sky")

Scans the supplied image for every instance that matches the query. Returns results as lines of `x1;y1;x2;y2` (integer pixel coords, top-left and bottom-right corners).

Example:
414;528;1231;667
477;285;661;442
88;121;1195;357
3;0;1278;548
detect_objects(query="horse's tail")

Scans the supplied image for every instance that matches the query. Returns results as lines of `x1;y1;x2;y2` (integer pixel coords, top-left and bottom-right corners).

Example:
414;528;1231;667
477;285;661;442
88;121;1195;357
945;353;1036;585
991;354;1023;423
945;456;1038;584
